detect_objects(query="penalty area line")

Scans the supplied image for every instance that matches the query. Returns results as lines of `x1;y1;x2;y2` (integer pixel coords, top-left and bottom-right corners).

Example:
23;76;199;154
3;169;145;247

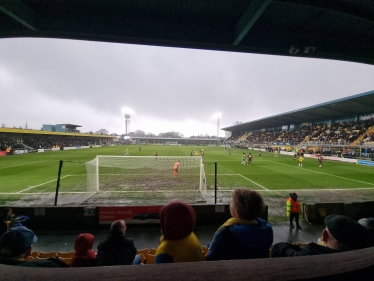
17;175;71;193
0;160;48;170
262;160;374;187
238;174;269;190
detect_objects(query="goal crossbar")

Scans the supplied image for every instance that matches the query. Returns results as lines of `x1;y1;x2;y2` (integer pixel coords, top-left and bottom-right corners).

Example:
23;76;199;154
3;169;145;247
85;156;207;199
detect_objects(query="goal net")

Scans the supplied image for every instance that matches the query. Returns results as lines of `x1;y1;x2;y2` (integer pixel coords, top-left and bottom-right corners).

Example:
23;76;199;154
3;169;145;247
85;156;207;204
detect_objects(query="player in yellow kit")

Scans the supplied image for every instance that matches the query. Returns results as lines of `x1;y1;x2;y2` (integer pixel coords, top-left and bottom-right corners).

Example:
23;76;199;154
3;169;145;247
298;154;304;168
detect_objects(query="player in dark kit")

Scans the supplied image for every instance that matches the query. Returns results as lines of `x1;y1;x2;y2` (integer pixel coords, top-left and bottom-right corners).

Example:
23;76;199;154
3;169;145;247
318;155;323;167
247;153;253;166
191;150;194;157
139;146;141;151
293;153;297;161
155;152;158;161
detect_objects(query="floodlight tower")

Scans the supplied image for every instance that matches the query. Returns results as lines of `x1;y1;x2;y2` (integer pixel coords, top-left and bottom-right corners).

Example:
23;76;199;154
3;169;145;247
213;113;223;138
122;107;134;134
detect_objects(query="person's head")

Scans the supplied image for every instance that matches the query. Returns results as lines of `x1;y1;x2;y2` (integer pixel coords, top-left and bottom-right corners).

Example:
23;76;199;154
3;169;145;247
230;189;265;221
289;192;298;201
4;207;12;217
322;215;369;251
160;201;196;240
74;233;95;254
110;220;127;235
0;226;38;259
358;217;374;247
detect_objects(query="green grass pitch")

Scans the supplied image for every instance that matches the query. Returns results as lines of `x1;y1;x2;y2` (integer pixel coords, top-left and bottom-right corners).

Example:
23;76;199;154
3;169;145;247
0;145;373;207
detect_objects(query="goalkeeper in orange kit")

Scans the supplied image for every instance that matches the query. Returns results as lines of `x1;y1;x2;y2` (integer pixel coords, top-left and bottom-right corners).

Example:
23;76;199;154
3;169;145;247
173;160;180;178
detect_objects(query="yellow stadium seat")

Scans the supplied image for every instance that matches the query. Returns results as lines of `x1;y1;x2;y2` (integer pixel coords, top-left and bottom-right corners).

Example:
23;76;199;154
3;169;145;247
269;245;274;258
26;256;35;261
58;251;75;258
201;246;208;258
137;249;149;256
150;248;157;255
145;253;156;264
39;251;57;258
30;251;39;258
139;253;145;264
58;257;71;265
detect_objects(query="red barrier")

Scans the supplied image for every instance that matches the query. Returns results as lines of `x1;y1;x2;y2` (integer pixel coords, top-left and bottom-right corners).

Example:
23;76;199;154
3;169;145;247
0;151;6;156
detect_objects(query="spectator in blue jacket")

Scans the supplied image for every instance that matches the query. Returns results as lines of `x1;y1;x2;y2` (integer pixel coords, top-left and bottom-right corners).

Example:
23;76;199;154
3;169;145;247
206;189;273;261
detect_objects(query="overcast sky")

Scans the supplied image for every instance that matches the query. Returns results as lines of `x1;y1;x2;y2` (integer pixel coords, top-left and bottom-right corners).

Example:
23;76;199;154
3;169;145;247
1;38;374;137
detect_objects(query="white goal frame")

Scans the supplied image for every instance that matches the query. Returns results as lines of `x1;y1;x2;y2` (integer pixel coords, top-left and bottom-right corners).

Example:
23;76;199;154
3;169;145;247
85;155;207;195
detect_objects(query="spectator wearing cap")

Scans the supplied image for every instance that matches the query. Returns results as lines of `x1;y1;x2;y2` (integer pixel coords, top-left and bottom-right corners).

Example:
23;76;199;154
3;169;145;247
155;201;204;263
70;233;97;267
0;226;64;267
206;189;273;261
271;215;370;257
96;220;139;266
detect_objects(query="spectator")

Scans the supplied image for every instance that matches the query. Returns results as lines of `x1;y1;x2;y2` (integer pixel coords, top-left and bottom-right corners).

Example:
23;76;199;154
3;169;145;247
358;217;374;247
287;193;302;230
206;189;273;261
155;201;204;263
271;215;370;257
1;208;15;236
96;220;139;266
70;233;97;267
0;226;64;267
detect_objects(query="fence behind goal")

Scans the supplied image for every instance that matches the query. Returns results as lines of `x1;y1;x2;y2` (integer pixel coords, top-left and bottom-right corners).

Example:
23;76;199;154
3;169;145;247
85;156;207;205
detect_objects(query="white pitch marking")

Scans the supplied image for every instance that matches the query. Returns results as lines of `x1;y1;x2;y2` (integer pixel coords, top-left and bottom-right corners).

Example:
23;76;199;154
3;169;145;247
206;174;239;176
262;159;374;187
0;160;47;170
238;174;269;190
17;175;71;193
4;187;374;195
213;187;374;192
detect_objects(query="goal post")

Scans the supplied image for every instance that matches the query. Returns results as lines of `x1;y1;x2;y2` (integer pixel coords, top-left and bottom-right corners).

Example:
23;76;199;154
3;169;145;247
85;156;207;200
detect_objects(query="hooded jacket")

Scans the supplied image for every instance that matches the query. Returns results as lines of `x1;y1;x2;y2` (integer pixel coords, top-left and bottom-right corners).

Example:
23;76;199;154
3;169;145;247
96;227;136;266
206;218;273;261
70;233;97;267
155;201;204;263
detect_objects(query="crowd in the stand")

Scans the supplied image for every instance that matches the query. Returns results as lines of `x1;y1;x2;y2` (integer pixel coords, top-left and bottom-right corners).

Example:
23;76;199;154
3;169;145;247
230;119;373;145
23;138;98;149
0;138;102;150
0;138;24;151
1;190;373;268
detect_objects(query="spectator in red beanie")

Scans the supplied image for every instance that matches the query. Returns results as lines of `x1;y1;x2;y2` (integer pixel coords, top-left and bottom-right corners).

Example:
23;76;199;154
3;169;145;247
155;201;204;263
70;233;97;267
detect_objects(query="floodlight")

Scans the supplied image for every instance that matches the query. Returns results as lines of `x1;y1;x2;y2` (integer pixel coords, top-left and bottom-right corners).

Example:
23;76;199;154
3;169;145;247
213;112;223;119
122;107;134;116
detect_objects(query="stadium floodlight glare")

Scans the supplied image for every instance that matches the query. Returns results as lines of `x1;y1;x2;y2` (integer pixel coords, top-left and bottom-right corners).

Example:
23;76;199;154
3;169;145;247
213;112;223;119
122;107;134;134
122;107;134;117
213;112;223;138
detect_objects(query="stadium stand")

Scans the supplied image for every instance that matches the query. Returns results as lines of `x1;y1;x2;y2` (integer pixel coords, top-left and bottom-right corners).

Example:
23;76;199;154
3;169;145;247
23;138;99;149
228;120;373;146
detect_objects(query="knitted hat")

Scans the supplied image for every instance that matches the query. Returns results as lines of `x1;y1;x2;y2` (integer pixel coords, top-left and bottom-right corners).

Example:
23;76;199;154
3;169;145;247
160;201;196;240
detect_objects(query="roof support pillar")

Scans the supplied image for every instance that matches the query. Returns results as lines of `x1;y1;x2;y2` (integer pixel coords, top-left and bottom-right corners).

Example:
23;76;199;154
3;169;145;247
233;0;272;45
0;0;38;31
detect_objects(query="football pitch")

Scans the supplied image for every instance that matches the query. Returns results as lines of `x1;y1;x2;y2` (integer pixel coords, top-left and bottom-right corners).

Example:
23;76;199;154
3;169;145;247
0;145;374;215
